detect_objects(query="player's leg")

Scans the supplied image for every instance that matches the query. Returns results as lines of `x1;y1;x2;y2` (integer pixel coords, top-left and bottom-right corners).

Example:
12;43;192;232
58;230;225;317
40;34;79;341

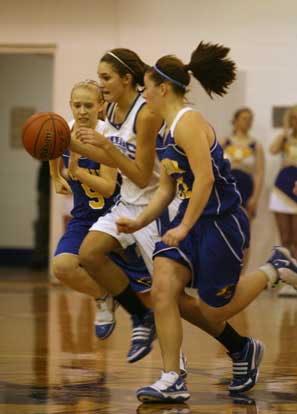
137;256;190;403
197;211;297;393
53;253;104;298
79;230;131;294
52;218;116;339
79;208;155;362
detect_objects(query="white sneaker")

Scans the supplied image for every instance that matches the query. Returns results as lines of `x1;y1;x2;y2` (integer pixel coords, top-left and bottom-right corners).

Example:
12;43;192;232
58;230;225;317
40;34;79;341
137;371;190;403
94;294;117;339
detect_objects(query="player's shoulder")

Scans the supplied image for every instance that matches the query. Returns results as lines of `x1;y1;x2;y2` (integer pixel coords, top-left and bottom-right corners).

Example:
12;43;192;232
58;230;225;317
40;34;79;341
136;102;163;131
176;109;208;136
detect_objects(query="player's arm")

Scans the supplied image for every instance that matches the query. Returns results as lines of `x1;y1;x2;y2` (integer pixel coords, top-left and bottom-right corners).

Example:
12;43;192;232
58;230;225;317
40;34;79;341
116;165;176;234
76;105;162;188
69;136;117;168
270;133;286;154
49;158;72;195
69;152;117;198
175;112;214;230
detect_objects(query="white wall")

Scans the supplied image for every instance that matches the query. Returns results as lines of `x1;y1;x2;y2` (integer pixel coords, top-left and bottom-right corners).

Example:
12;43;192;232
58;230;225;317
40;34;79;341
1;0;297;266
0;54;53;248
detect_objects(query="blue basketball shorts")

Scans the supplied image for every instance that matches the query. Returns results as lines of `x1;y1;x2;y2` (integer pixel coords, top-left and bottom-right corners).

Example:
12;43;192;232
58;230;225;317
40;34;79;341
153;207;250;307
54;217;151;293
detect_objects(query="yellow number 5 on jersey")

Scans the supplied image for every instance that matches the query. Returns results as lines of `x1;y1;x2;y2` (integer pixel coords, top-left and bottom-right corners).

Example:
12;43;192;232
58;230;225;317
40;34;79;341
81;169;105;209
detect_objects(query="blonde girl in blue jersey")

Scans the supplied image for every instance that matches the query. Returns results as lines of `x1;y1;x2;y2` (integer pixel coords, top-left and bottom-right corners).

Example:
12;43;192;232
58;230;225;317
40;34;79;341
51;80;152;340
116;42;297;403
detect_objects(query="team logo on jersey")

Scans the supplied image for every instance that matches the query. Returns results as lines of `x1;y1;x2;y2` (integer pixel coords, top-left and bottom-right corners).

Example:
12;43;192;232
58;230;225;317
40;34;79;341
109;136;136;160
216;284;235;299
161;158;185;175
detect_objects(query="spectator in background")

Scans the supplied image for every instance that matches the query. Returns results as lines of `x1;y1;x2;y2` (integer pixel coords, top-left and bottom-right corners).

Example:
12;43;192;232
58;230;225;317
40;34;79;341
269;105;297;256
221;108;264;220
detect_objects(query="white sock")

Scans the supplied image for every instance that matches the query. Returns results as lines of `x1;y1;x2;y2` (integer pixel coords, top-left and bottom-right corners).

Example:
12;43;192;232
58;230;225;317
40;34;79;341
259;263;279;288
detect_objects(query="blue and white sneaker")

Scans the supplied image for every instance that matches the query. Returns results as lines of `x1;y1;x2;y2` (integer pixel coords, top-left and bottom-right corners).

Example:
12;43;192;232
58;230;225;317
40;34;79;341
267;246;297;289
127;310;156;363
180;351;187;379
94;294;117;339
137;371;190;403
228;337;264;393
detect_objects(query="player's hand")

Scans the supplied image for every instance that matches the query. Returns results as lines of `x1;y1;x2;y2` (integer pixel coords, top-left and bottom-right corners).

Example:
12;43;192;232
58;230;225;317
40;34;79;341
53;175;72;195
293;181;297;196
162;224;189;246
116;217;143;234
68;151;80;179
75;128;106;148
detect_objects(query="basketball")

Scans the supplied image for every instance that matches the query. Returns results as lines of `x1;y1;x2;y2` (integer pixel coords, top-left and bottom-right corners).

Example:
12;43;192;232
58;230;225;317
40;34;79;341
22;112;71;160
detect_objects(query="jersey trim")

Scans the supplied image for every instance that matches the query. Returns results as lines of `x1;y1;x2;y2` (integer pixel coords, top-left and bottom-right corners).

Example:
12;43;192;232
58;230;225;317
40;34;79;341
107;93;142;130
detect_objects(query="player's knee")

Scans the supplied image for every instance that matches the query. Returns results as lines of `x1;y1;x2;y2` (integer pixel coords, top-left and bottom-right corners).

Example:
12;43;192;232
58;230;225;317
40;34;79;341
78;244;105;271
151;280;177;309
52;255;76;282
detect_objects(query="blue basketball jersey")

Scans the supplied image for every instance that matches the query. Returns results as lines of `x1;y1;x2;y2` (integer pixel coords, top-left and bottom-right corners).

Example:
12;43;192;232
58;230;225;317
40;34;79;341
62;120;120;221
156;108;241;216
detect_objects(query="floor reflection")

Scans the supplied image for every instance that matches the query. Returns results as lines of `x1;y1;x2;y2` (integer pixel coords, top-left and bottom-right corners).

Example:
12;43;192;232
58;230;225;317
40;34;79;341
0;274;297;413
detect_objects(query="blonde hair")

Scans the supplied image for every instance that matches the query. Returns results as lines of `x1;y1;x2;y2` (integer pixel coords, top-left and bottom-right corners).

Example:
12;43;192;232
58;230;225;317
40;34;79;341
283;105;297;130
70;79;103;102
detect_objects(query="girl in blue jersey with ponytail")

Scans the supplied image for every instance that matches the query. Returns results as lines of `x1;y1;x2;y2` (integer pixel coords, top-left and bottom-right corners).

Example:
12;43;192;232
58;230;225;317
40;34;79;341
117;42;297;403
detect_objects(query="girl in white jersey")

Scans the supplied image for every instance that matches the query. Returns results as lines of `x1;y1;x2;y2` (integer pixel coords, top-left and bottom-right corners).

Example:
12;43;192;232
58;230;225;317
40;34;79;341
70;49;163;363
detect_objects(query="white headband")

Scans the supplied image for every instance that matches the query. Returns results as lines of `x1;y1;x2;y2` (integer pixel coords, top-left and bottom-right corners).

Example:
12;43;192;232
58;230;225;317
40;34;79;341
106;51;135;74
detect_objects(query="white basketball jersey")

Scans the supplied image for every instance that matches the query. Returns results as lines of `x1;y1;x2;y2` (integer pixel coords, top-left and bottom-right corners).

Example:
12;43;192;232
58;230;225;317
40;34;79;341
104;94;160;205
68;119;105;134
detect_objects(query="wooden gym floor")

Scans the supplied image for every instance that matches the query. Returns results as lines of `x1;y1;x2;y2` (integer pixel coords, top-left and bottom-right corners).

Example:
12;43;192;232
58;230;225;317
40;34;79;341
0;268;297;414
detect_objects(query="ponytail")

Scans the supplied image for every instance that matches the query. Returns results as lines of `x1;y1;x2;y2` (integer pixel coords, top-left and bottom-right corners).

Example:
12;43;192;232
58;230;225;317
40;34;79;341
187;42;236;98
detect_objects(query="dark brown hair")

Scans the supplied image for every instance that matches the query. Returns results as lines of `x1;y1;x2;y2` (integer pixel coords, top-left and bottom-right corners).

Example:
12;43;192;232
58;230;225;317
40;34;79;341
147;41;236;98
101;48;149;87
232;107;253;123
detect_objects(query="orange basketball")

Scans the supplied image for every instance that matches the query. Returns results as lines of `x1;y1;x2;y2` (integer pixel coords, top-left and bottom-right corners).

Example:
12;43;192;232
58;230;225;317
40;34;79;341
22;112;71;160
